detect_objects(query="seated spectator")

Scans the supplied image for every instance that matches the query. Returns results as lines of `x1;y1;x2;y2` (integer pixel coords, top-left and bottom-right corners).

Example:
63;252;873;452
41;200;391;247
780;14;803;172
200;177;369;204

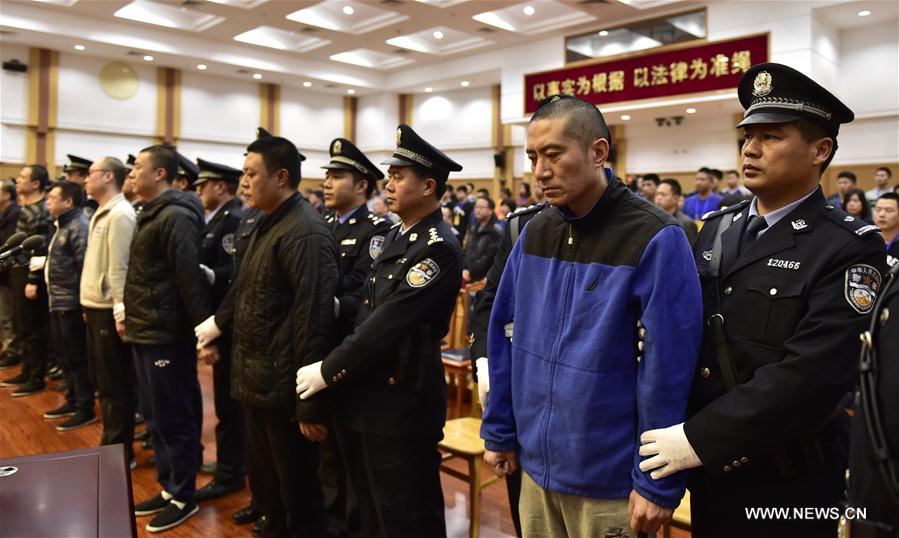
843;188;873;224
718;169;752;208
866;167;893;204
826;170;856;208
497;198;517;224
463;197;502;283
655;178;699;246
639;173;660;201
682;167;722;219
874;192;898;266
516;183;534;207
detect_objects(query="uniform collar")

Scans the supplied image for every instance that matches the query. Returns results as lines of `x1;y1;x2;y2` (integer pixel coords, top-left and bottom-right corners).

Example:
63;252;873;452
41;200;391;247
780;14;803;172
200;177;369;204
748;187;819;236
337;204;364;224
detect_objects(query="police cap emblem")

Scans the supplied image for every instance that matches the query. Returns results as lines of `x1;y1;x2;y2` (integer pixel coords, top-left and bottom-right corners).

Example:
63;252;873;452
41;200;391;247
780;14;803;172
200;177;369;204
406;258;439;288
333;140;342;154
752;71;773;97
844;264;881;314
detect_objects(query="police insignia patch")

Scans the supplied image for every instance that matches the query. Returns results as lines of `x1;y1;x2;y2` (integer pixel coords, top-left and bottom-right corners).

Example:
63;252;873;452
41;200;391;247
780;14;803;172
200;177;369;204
845;264;881;314
222;233;236;254
369;235;384;259
752;71;773;97
333;140;342;154
406;258;439;288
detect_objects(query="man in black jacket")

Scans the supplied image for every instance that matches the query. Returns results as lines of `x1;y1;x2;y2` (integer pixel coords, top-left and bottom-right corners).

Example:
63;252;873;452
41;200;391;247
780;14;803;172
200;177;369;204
296;124;463;538
124;145;211;533
0;180;21;368
462;196;501;283
231;135;338;538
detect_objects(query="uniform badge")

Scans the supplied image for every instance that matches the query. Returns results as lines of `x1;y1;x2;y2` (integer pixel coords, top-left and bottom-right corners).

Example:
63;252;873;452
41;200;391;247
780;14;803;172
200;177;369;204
406;258;439;288
791;219;807;230
844;216;855;222
752;71;773;97
369;235;384;259
333;139;342;154
845;264;881;314
396;128;402;146
349;218;356;225
702;250;713;261
221;233;236;255
341;238;357;246
732;212;743;222
409;233;418;242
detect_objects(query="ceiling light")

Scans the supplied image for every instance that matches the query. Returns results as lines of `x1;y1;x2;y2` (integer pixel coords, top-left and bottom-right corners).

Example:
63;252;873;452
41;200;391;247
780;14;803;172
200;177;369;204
523;5;535;16
303;81;312;87
620;114;631;121
432;30;444;39
347;88;356;95
252;73;263;80
143;55;154;61
425;87;433;93
686;107;697;114
73;44;86;51
343;5;354;15
857;9;871;16
599;30;608;37
460;80;470;87
196;63;207;70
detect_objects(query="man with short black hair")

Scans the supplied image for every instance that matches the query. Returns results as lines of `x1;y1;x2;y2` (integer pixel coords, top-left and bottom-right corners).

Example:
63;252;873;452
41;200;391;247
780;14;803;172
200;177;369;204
81;156;138;464
655;178;698;246
683;168;723;219
453;184;473;242
463;196;502;283
874;192;899;266
826;170;857;208
126;145;211;532
229;134;337;538
0;180;21;368
867;167;893;204
43;181;94;430
719;170;752;208
639;173;660;201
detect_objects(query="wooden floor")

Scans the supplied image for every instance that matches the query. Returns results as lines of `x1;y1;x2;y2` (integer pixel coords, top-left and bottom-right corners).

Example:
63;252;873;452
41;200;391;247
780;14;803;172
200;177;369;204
0;364;691;538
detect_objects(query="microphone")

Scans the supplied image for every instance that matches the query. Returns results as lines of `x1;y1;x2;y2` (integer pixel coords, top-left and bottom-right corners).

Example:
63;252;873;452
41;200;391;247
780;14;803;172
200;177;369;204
0;235;45;272
0;232;27;254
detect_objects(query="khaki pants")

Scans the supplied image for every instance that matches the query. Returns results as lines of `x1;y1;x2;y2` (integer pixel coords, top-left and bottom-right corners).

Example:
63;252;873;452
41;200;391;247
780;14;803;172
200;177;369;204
520;471;640;538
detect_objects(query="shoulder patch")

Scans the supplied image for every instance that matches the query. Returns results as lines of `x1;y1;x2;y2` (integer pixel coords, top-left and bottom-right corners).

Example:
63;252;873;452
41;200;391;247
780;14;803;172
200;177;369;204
369;235;384;259
701;200;748;222
845;264;881;314
221;233;235;255
406;258;440;288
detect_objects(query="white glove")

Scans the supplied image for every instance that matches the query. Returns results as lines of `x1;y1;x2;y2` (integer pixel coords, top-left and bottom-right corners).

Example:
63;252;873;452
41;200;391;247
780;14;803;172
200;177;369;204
194;315;222;349
476;357;489;409
638;422;702;479
200;264;215;285
333;297;340;319
28;256;46;272
113;302;126;323
504;321;514;340
296;361;327;400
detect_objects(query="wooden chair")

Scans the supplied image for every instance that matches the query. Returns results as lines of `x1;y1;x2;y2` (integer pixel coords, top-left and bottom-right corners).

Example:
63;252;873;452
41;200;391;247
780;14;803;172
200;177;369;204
662;490;691;537
438;417;500;538
441;281;485;417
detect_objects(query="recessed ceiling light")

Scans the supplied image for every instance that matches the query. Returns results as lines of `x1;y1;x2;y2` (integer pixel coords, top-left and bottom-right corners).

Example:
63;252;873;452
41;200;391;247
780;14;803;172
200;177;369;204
523;5;535;16
686;107;697;114
196;63;207;70
252;73;263;80
143;55;154;61
857;9;871;16
620;114;631;121
303;81;312;87
432;30;444;39
73;44;86;51
343;5;354;15
424;87;433;93
460;80;470;87
347;88;356;95
598;30;608;37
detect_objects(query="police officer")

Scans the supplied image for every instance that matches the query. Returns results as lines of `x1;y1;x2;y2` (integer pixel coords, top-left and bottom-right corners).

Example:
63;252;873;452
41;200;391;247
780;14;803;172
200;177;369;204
637;63;887;537
296;124;463;538
172;149;199;193
308;138;391;536
64;154;99;215
848;261;899;537
192;158;247;503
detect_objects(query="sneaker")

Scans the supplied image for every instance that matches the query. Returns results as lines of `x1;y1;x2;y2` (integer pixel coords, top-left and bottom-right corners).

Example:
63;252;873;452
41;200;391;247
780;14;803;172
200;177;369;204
43;402;77;419
56;411;97;431
0;371;29;387
0;354;21;370
11;379;45;397
134;493;170;516
146;501;198;533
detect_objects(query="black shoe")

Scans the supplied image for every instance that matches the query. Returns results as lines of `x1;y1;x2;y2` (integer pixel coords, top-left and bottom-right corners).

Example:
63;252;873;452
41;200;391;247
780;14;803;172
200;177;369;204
146;501;198;533
0;354;21;370
135;411;145;425
56;411;97;431
43;401;77;419
135;429;150;442
48;368;64;380
0;371;29;387
12;379;45;397
233;506;261;525
134;493;170;516
195;480;244;502
252;516;268;537
53;380;67;392
142;439;152;450
199;462;216;475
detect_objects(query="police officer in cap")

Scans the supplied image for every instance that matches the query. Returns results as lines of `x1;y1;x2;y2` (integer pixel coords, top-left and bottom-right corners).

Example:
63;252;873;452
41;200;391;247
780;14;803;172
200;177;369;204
303;138;392;536
848;261;899;537
296;124;463;538
172;150;200;193
192;158;247;503
638;63;887;537
64;154;99;215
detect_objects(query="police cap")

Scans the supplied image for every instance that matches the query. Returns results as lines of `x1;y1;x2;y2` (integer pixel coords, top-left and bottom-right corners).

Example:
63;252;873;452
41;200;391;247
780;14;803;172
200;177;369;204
322;138;384;183
381;124;462;183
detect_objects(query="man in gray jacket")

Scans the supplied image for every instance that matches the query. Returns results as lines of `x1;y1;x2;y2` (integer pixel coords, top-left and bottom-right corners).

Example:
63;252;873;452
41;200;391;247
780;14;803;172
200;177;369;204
80;157;137;462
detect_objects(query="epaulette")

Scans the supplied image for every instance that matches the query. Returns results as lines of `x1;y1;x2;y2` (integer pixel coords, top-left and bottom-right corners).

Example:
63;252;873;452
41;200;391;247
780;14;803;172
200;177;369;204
701;199;749;221
508;202;546;221
368;213;387;226
427;226;444;246
821;205;881;238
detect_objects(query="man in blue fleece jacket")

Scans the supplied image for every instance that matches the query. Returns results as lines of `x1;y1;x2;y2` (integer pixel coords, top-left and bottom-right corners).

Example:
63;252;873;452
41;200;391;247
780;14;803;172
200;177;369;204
481;94;703;536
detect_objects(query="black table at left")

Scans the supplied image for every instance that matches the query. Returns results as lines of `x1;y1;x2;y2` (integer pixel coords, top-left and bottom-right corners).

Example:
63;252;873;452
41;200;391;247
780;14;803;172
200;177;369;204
0;444;136;537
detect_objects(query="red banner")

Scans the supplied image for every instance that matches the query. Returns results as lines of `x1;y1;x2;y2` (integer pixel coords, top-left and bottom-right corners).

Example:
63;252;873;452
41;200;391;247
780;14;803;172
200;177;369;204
524;34;768;114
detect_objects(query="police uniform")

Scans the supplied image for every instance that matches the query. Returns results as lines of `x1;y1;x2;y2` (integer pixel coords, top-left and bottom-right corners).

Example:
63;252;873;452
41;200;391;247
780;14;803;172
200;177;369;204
683;63;887;537
319;138;391;536
318;124;463;538
848;262;899;537
173;149;199;192
64;154;99;215
193;159;246;497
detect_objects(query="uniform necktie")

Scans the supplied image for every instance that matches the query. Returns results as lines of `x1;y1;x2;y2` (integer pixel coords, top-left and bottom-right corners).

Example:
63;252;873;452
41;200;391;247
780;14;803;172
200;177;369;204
740;215;768;255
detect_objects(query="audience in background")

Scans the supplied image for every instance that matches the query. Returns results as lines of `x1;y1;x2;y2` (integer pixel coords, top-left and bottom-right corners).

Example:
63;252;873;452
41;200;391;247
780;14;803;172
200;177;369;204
639;173;660;201
874;192;899;265
682;167;723;219
826;170;857;208
462;197;502;284
866;167;893;204
0;180;21;368
843;188;873;224
718;169;753;208
655;178;699;246
515;183;533;207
